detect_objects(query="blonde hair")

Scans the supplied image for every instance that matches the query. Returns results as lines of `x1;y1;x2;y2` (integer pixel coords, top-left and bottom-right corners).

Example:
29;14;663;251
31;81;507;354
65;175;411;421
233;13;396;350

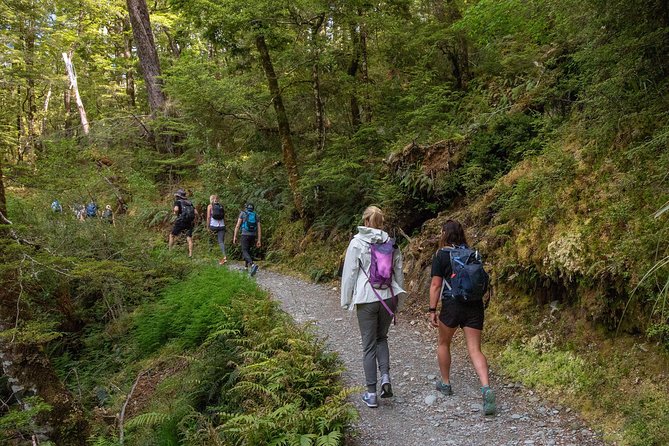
362;206;384;229
209;194;220;205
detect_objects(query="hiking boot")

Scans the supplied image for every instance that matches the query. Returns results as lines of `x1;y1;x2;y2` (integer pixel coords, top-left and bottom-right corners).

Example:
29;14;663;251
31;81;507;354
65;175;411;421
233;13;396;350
249;263;259;276
436;380;453;396
380;374;393;398
362;392;378;408
482;386;496;415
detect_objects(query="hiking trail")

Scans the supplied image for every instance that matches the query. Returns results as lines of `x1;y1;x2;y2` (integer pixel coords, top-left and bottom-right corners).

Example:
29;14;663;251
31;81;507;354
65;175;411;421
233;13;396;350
255;269;607;446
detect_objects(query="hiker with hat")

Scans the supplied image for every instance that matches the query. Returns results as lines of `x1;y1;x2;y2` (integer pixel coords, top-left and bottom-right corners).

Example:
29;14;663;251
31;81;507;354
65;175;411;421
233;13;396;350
168;189;198;258
233;203;261;276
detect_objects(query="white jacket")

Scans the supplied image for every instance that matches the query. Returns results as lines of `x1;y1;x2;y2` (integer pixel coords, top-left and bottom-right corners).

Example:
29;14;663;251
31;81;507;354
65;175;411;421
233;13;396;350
340;226;407;310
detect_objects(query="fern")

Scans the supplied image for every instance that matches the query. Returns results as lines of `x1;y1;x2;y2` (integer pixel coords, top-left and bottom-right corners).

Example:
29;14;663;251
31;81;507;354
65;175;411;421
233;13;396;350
125;412;171;430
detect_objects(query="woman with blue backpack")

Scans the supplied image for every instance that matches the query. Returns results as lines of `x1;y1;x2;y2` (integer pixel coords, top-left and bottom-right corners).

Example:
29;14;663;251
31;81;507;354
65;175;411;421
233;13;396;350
207;195;227;265
340;206;406;408
428;219;496;415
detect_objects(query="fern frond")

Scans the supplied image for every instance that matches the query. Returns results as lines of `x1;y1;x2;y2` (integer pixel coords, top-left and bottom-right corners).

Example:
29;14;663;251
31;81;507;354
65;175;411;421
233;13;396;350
125;411;171;430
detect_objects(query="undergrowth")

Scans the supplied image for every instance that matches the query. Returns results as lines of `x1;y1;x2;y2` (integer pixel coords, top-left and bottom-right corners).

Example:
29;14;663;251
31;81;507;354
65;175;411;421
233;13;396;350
103;267;356;445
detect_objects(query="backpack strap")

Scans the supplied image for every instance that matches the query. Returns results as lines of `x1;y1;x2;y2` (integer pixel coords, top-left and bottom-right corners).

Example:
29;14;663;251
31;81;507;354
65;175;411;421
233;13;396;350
358;258;397;325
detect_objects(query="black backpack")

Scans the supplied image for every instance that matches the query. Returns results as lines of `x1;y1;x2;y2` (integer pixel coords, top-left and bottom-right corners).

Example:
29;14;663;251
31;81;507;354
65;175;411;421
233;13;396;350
179;200;195;223
212;203;225;220
441;246;489;304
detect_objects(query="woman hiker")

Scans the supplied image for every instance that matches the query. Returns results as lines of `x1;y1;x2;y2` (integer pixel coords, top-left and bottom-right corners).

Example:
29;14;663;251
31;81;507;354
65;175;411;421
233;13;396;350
207;195;227;265
428;219;496;415
340;205;406;408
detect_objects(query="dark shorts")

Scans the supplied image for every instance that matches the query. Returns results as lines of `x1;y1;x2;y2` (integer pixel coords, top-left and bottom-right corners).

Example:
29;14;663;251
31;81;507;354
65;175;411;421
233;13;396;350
439;298;485;330
171;220;194;237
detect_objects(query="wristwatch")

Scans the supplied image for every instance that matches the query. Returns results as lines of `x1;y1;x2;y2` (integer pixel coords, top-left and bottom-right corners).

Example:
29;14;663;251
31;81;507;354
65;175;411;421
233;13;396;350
428;307;437;313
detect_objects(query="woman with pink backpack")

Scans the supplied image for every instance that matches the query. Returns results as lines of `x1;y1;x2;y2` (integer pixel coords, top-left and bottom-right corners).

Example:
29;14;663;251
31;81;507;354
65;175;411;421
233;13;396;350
340;206;406;408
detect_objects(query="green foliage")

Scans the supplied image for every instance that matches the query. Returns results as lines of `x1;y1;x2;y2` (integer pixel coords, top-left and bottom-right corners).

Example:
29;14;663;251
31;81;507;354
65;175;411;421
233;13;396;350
125;266;355;445
0;397;52;444
134;267;264;353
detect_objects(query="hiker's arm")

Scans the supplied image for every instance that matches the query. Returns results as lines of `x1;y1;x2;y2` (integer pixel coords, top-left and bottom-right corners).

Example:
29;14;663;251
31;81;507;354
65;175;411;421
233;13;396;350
340;242;360;309
233;218;242;243
256;222;262;247
393;248;405;289
429;275;443;327
173;205;179;215
206;205;212;229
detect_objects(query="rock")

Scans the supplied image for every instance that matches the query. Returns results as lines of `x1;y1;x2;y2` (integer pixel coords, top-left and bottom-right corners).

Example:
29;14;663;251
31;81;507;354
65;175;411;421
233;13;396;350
512;414;523;420
427;374;437;380
425;394;438;406
334;318;343;322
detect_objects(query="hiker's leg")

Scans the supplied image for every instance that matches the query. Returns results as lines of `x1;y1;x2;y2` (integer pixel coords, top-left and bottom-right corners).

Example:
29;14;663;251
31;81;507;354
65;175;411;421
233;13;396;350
357;302;380;393
437;322;457;384
463;327;489;387
217;229;226;256
376;299;393;377
187;236;193;257
240;235;254;267
168;233;174;250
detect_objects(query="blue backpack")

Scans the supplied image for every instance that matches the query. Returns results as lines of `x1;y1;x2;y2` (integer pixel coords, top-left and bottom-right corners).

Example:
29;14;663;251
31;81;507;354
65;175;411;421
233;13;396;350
441;246;489;304
242;211;257;232
86;202;98;218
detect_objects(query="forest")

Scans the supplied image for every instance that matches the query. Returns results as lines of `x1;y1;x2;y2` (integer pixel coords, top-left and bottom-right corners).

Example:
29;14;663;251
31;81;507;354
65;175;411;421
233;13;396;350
1;0;669;444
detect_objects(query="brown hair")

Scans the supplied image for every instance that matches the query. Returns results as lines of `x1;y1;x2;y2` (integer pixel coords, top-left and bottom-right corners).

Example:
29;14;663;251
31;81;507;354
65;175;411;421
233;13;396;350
439;219;467;247
362;206;384;229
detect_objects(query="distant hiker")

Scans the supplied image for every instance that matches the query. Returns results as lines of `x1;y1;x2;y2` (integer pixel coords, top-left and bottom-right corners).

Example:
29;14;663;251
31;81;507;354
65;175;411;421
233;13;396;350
233;203;261;276
102;204;115;226
51;199;63;213
428;219;496;415
340;206;406;408
207;194;226;265
169;189;198;258
85;201;98;219
73;203;86;221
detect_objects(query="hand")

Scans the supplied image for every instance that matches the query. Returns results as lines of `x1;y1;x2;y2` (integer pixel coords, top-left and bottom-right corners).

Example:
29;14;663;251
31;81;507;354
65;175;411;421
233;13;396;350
233;237;237;244
256;240;261;248
429;312;439;328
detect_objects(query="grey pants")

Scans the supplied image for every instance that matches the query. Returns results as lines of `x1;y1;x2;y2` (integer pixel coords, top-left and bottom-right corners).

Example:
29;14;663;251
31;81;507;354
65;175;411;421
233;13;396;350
216;229;226;256
356;300;394;393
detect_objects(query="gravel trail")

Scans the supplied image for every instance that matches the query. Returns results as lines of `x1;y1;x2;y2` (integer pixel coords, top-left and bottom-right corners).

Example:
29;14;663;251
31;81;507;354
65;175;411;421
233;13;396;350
255;269;606;446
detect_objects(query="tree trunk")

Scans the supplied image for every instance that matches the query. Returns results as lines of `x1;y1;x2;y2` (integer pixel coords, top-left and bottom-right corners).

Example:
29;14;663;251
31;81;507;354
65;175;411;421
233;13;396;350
0;161;89;445
310;15;326;152
348;24;362;130
254;33;305;219
125;0;165;115
359;24;372;122
41;85;52;135
62;51;90;135
122;16;136;107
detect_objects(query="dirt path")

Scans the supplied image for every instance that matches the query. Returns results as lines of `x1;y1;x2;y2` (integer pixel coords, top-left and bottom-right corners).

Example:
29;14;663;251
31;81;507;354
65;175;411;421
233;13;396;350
255;269;606;446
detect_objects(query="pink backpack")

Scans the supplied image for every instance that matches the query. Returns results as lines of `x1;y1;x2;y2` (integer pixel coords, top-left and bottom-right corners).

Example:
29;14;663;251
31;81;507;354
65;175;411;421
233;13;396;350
360;238;398;323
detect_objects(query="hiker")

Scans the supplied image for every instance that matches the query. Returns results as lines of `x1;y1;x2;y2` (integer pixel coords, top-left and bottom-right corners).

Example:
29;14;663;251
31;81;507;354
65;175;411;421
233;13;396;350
233;203;261;276
207;194;226;265
102;204;115;226
85;201;98;219
340;205;406;408
428;219;496;415
73;203;86;221
51;199;63;213
168;189;198;258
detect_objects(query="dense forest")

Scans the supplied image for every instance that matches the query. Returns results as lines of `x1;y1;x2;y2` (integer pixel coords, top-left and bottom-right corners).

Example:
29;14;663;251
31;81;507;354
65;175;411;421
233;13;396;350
1;0;669;444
